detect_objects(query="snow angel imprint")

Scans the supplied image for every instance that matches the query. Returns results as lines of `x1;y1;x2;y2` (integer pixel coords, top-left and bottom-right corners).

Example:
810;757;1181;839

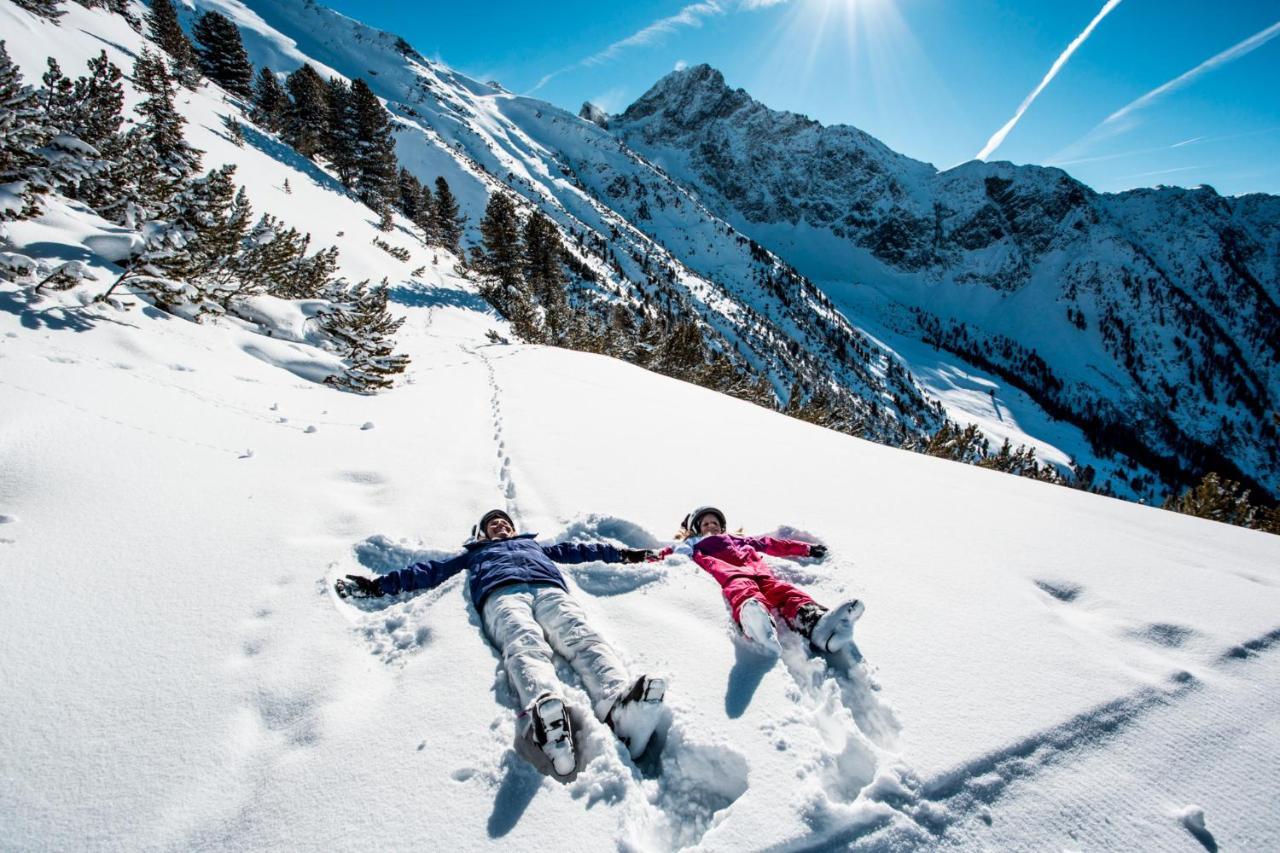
337;509;667;779
673;506;863;655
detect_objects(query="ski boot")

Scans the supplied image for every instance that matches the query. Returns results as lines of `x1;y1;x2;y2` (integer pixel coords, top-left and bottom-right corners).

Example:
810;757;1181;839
792;599;864;653
529;694;576;777
738;598;782;655
606;675;666;758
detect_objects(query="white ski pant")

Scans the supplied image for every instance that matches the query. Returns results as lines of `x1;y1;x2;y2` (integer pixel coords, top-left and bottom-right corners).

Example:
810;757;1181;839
480;582;630;721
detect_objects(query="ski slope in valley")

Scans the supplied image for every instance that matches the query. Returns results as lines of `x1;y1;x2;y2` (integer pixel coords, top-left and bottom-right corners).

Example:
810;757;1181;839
3;2;1280;850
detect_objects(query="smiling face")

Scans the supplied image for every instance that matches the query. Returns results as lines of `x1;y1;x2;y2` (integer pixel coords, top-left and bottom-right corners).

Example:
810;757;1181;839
696;514;723;536
484;515;515;540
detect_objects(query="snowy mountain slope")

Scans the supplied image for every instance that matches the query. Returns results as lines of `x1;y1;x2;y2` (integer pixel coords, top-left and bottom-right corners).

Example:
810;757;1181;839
168;0;961;449
5;226;1280;850
611;65;1280;502
3;6;1280;849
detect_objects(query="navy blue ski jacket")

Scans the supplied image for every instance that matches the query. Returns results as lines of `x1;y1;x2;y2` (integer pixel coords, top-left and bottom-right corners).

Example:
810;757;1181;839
376;533;622;608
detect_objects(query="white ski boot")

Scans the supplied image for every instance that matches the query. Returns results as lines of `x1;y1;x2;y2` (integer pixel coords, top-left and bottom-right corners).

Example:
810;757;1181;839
738;598;782;655
606;675;666;759
797;599;865;653
530;694;576;777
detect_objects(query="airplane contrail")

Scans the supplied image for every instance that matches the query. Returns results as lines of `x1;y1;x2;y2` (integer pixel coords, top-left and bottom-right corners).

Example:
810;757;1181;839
976;0;1124;161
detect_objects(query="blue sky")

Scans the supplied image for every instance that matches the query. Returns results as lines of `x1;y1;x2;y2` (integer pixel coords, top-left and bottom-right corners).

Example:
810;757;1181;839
324;0;1280;196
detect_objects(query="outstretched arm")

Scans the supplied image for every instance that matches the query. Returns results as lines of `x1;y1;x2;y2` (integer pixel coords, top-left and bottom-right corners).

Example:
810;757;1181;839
744;536;825;559
381;551;470;595
540;541;623;564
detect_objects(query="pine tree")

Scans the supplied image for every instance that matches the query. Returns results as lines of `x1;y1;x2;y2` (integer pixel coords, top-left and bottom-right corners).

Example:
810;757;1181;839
396;167;423;220
236;215;332;299
39;58;76;128
250;67;289;133
11;0;64;21
67;53;127;213
413;180;436;244
348;79;397;210
170;165;252;302
1164;472;1259;528
322;76;356;185
284;64;329;159
192;11;254;99
74;52;125;149
432;175;464;252
145;0;199;85
522;211;568;336
114;50;203;224
475;192;522;288
0;41;54;220
321;281;409;393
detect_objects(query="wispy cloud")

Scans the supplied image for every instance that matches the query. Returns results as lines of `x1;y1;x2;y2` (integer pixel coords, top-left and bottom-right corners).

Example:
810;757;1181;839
1098;19;1280;130
1048;135;1204;167
975;0;1124;161
530;2;727;94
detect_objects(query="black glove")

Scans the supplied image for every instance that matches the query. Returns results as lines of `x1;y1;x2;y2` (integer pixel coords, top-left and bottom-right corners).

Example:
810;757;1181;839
618;548;655;564
808;544;828;560
335;574;381;599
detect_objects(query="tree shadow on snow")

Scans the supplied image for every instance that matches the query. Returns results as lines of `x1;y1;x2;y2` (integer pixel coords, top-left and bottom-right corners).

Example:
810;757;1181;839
0;287;118;333
724;639;776;719
239;123;351;198
387;284;493;313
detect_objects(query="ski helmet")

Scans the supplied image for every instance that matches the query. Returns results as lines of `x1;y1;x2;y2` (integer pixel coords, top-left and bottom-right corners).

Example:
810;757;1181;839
682;506;726;533
473;508;515;540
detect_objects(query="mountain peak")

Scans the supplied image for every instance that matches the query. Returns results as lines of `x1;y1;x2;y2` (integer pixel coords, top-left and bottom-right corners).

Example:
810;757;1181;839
619;63;750;127
578;101;609;129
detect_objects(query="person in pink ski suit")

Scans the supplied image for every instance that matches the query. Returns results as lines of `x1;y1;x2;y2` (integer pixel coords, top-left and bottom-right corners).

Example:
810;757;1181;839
673;506;863;654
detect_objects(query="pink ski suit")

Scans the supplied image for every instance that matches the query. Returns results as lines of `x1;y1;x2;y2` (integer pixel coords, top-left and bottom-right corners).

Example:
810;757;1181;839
681;533;817;624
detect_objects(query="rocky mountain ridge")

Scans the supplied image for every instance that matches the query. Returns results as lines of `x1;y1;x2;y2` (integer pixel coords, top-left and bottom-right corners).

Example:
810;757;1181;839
611;65;1279;500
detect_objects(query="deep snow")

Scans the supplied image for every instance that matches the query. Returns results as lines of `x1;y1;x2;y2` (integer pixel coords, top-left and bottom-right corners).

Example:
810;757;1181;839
3;2;1280;851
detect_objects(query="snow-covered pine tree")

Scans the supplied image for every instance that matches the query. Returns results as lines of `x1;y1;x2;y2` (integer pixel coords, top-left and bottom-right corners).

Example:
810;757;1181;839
114;50;203;225
250;67;289;133
1164;472;1259;529
322;76;357;186
105;164;249;313
284;64;328;160
39;58;76;127
33;55;114;199
171;165;253;304
192;11;254;100
10;0;64;21
235;215;338;300
144;0;199;86
321;281;409;393
65;51;126;211
432;175;464;252
0;41;54;220
348;79;397;211
73;52;125;149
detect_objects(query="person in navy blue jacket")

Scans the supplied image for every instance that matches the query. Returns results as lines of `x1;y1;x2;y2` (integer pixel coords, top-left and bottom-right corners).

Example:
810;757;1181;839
336;509;666;778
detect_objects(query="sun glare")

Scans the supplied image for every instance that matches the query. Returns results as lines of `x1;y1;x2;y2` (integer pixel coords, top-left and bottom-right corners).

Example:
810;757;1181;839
753;0;953;139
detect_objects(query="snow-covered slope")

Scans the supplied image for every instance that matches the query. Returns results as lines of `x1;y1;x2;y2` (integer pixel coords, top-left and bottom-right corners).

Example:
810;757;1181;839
3;5;1280;849
172;0;956;450
5;199;1280;851
612;65;1280;502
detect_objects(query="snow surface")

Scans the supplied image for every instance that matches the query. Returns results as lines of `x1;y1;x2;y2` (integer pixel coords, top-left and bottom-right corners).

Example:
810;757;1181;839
3;3;1280;851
